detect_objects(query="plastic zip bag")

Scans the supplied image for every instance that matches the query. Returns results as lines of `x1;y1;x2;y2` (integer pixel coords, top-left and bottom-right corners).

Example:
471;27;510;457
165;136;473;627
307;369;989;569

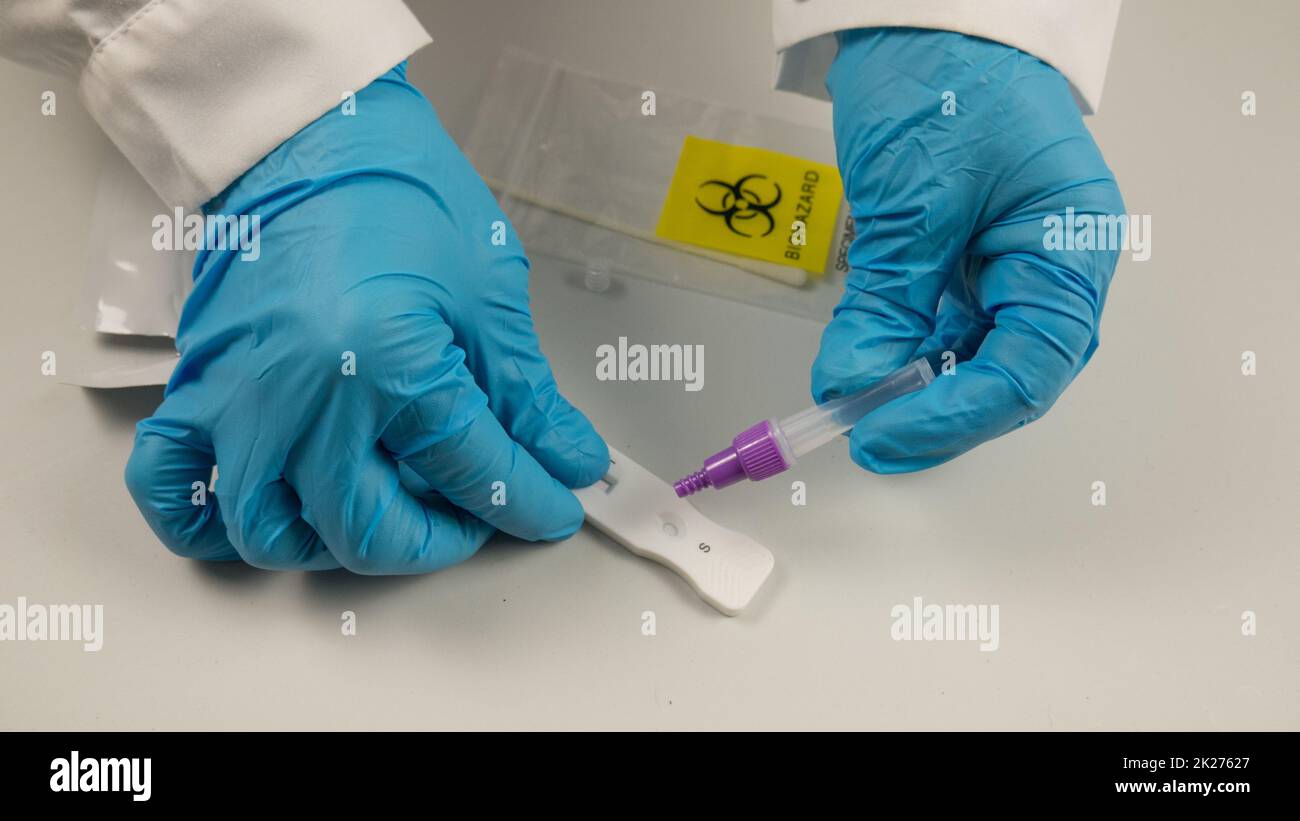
465;49;853;321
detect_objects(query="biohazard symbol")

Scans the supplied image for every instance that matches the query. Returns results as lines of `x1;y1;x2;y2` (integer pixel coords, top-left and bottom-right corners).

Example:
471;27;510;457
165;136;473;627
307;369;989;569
694;174;782;237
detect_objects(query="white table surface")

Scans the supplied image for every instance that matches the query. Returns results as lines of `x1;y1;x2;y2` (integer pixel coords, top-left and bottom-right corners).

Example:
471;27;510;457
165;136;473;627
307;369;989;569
1;0;1296;730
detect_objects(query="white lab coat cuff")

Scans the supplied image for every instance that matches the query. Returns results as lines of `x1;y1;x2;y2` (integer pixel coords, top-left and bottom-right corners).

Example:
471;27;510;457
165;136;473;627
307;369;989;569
772;0;1121;114
79;0;432;209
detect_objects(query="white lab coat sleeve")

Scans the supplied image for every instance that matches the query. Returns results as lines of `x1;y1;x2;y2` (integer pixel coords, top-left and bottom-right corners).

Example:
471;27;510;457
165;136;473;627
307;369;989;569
0;0;432;209
772;0;1121;114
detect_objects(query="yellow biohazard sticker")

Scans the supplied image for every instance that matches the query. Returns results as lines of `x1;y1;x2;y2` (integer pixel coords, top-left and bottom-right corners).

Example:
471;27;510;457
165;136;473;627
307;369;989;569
655;136;843;274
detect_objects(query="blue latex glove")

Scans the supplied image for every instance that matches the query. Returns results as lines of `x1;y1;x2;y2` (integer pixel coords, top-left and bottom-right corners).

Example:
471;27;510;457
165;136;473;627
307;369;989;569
813;29;1125;472
125;65;608;573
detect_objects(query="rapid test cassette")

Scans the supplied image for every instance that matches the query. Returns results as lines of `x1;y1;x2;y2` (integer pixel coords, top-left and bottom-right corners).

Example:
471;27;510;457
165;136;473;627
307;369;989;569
575;447;774;616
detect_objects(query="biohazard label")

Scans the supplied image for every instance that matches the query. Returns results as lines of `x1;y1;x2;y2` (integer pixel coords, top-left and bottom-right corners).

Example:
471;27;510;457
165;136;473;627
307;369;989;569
655;135;843;274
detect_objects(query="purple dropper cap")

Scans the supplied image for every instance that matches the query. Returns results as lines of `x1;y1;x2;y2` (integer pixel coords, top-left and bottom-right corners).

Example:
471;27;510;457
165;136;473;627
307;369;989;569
673;420;792;497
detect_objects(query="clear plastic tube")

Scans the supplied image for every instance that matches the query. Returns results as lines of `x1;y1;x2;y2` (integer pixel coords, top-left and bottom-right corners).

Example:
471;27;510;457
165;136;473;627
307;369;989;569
778;359;935;457
674;359;935;496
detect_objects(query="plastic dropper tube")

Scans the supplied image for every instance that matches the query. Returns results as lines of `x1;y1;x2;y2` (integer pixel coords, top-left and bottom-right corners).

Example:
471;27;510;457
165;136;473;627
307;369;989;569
673;359;935;497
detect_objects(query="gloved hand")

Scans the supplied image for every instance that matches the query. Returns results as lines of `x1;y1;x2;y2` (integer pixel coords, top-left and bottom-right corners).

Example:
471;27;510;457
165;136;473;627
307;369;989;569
813;29;1125;472
125;64;608;573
